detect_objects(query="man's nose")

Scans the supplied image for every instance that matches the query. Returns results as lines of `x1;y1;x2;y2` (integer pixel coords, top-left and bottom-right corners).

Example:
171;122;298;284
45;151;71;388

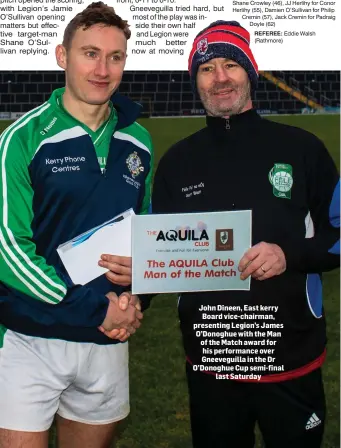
214;65;231;83
94;58;109;77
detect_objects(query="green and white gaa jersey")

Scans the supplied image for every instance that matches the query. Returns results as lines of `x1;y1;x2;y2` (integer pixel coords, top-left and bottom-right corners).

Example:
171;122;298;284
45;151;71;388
0;88;153;344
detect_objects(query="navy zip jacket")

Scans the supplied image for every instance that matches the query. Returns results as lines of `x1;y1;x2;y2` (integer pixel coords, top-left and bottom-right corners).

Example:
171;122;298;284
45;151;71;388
0;89;153;345
152;109;340;380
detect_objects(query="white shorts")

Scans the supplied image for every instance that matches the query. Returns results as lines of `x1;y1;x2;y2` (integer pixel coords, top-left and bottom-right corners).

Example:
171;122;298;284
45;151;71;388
0;329;129;432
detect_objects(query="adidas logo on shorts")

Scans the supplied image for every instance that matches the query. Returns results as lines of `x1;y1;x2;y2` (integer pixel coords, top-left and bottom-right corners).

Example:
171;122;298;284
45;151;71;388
305;413;321;430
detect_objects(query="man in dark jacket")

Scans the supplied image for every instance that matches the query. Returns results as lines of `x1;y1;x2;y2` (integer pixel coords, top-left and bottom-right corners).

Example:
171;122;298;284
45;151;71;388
152;20;340;448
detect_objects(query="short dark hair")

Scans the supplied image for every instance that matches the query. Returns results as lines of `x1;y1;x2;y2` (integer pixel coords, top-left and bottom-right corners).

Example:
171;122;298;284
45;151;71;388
62;2;131;50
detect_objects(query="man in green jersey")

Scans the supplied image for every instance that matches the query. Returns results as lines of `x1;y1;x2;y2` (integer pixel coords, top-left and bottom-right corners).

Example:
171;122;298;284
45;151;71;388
0;2;153;447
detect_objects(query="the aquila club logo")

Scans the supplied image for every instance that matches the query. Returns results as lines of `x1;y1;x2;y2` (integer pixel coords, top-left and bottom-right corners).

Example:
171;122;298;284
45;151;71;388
156;222;209;243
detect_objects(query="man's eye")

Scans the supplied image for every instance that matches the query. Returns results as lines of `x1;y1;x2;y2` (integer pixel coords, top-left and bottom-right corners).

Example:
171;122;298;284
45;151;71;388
226;63;237;68
86;51;96;58
201;66;212;72
112;55;121;61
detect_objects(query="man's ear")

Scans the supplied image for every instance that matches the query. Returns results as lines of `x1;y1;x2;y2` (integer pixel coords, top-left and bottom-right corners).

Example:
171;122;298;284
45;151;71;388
56;44;67;70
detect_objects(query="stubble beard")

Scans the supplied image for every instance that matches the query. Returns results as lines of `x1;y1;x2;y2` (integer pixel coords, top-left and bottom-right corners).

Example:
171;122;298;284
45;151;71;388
199;80;251;118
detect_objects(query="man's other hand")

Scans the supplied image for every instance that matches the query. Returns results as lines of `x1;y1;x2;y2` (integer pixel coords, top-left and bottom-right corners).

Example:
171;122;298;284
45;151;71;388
238;242;286;281
99;255;132;286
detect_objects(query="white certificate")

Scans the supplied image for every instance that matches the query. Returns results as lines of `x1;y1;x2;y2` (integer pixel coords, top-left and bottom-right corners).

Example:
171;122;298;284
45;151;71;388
57;209;134;285
132;210;252;294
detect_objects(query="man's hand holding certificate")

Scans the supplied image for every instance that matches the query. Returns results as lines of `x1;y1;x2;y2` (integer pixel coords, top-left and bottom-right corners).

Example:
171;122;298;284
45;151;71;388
131;210;252;294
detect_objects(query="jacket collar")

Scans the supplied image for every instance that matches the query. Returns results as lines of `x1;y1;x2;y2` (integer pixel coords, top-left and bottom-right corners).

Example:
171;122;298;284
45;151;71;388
110;92;143;130
48;88;142;131
206;108;262;136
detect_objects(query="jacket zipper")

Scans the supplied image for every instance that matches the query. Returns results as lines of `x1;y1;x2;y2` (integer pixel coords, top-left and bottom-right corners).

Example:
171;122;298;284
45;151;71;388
225;118;230;130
